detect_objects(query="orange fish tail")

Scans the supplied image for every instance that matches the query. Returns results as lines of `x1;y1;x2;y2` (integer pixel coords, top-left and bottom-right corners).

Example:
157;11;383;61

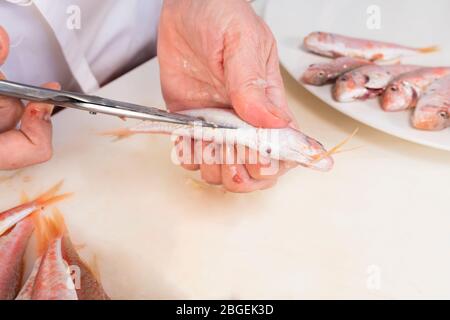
34;180;64;203
36;193;73;209
418;46;439;54
36;208;67;256
99;128;135;141
34;180;72;209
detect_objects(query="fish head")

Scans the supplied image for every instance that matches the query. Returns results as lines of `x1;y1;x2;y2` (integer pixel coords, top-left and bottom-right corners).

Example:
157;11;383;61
280;129;334;171
333;72;369;102
412;104;450;131
382;82;416;111
302;65;329;85
303;31;331;49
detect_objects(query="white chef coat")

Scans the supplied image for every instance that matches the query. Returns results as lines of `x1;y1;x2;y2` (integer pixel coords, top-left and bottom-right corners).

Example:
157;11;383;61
0;0;162;93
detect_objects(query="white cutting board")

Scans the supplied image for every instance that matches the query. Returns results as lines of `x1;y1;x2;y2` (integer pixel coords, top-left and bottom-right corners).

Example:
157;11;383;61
1;57;450;299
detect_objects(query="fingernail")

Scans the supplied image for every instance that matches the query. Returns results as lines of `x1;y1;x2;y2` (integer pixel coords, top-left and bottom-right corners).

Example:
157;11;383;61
266;104;292;123
232;174;243;184
31;106;52;121
43;111;52;121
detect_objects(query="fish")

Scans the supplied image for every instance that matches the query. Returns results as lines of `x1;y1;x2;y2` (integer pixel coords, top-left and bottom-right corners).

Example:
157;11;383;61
0;211;38;300
17;209;110;300
301;57;372;86
0;181;71;236
303;31;438;61
0;183;71;300
333;65;421;102
381;67;450;112
412;75;450;131
101;108;334;172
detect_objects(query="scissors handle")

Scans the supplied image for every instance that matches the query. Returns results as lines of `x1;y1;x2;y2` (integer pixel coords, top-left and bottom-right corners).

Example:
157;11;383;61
0;80;89;103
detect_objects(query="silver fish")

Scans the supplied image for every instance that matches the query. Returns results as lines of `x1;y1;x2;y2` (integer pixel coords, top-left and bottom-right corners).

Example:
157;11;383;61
103;108;334;172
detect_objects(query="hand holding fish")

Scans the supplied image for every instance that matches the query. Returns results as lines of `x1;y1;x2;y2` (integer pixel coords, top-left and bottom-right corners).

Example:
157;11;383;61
0;26;59;170
158;0;297;192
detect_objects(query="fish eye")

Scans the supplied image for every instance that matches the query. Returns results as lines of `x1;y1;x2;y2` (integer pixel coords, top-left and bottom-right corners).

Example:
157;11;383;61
363;75;370;84
318;71;325;77
390;85;398;92
340;76;348;81
439;111;449;119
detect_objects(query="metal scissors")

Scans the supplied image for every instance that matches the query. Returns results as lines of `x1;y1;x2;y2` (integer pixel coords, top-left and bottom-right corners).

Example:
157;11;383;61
0;80;230;128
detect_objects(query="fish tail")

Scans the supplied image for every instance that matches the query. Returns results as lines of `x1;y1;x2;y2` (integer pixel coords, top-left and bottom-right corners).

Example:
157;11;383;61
34;180;64;203
418;46;439;54
36;193;73;209
36;208;67;256
34;180;72;209
98;128;135;142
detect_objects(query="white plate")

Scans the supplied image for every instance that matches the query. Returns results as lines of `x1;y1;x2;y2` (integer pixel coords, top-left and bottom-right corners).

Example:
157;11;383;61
264;0;450;151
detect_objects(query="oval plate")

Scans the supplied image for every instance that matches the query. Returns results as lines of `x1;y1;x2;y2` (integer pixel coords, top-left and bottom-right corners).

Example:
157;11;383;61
264;0;450;151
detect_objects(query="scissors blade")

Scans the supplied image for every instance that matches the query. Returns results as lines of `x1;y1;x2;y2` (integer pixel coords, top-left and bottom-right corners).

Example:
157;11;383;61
0;80;233;128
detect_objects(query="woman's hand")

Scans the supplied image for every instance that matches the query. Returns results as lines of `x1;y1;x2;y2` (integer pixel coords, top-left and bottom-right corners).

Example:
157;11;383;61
158;0;297;192
0;26;60;170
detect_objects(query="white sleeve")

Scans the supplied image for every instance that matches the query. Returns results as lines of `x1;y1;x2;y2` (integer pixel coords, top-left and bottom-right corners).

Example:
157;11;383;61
1;0;162;93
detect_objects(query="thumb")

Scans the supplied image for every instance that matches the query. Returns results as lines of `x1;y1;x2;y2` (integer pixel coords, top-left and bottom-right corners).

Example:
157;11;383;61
224;37;291;128
0;26;10;65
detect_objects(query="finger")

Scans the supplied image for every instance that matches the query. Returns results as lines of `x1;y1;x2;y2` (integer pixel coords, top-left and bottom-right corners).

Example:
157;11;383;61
0;26;9;65
0;82;60;169
222;163;276;193
221;145;276;193
265;35;298;129
223;19;291;128
199;142;222;185
0;72;24;133
175;137;200;171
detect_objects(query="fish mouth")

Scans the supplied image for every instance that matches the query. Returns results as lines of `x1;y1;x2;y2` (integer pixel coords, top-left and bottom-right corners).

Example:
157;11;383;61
381;84;416;111
412;111;446;131
333;86;379;102
301;137;334;171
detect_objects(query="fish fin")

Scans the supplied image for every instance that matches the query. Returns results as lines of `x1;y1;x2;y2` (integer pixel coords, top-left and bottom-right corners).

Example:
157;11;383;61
118;116;127;122
98;128;135;142
36;208;67;256
48;208;67;237
34;180;64;203
32;180;72;209
313;128;359;162
36;213;50;256
418;46;439;54
88;254;102;282
36;192;73;210
73;243;87;251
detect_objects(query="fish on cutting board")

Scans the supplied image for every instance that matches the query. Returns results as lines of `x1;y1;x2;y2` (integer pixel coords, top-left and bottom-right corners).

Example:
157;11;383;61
333;65;421;102
16;209;110;300
102;107;335;172
303;31;438;61
0;211;38;300
301;57;372;86
381;67;450;112
0;181;71;236
0;182;71;300
412;75;450;131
